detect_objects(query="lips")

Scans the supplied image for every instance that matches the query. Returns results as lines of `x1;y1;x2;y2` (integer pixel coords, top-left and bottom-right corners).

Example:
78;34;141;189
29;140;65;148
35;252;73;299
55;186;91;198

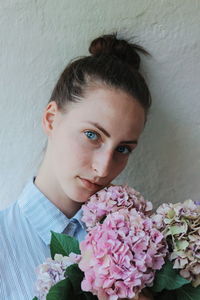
78;177;103;191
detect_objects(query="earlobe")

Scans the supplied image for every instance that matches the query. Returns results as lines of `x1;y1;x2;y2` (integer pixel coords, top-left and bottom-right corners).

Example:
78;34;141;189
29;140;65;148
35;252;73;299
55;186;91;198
42;101;58;135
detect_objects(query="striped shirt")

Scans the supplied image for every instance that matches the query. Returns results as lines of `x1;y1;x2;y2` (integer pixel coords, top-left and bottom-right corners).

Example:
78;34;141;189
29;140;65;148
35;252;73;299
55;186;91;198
0;178;87;299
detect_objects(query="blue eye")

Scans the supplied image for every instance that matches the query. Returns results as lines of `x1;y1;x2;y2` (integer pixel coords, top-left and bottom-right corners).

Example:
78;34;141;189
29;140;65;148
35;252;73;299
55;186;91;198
84;131;99;141
116;145;132;155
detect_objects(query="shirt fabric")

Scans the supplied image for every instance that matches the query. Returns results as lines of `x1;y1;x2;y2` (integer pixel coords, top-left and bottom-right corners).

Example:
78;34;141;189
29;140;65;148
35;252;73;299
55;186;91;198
0;178;87;300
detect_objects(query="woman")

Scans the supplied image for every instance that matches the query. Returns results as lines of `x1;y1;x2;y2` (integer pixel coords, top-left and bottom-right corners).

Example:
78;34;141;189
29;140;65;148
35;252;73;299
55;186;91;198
0;33;152;299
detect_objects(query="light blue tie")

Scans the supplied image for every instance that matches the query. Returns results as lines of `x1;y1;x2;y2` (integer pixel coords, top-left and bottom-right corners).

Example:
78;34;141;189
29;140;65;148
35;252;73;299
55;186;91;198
62;219;79;237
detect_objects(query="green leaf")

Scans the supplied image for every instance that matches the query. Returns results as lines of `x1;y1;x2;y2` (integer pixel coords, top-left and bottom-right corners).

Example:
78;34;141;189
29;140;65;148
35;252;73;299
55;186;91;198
154;290;177;300
50;231;80;259
46;277;74;300
151;260;190;292
65;264;84;294
32;297;39;300
64;264;98;300
82;292;98;300
176;284;200;300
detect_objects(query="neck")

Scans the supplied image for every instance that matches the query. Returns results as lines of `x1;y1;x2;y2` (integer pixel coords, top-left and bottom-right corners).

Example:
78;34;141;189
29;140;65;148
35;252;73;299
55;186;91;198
35;157;81;219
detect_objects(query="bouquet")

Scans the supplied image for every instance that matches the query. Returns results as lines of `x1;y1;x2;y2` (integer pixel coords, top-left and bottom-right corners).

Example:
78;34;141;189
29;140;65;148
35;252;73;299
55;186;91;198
150;199;200;299
33;185;167;300
33;185;200;300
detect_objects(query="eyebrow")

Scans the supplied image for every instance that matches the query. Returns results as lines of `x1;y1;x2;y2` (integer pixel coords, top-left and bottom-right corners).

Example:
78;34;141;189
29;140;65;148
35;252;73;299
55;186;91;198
86;121;138;145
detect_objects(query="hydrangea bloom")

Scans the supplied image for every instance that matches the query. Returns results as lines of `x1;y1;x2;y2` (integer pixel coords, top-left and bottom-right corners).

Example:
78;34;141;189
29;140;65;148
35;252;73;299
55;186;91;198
35;253;79;300
82;185;153;229
79;209;167;300
152;199;200;287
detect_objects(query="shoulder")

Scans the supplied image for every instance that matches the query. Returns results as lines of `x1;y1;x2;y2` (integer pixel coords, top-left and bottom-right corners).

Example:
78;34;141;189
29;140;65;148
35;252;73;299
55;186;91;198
0;202;19;226
0;202;23;250
0;204;13;230
0;202;27;271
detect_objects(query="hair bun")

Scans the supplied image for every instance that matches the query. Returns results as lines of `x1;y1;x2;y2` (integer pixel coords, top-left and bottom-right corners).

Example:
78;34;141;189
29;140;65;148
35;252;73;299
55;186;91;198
89;33;148;71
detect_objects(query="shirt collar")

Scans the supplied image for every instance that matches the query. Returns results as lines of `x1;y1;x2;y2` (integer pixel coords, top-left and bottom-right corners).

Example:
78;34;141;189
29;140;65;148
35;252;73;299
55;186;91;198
18;178;86;245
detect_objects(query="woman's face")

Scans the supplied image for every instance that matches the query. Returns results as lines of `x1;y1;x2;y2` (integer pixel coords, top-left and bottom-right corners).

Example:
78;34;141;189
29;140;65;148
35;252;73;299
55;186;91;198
43;87;145;204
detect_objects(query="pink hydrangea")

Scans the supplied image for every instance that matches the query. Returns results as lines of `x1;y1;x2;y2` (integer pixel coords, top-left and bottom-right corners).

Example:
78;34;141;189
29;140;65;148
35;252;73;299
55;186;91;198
82;185;153;229
79;209;167;300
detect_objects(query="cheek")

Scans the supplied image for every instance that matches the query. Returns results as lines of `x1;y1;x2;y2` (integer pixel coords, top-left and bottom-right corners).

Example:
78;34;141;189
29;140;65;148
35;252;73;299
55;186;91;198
49;127;89;179
110;156;129;179
118;161;128;175
73;133;96;161
56;133;93;168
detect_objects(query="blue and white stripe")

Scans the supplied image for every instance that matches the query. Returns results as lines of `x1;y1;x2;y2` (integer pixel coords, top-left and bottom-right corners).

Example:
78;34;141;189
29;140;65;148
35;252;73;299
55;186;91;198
0;178;87;299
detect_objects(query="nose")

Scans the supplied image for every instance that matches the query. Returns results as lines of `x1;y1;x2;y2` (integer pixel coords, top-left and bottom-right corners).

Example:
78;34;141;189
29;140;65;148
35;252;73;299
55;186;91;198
92;149;113;178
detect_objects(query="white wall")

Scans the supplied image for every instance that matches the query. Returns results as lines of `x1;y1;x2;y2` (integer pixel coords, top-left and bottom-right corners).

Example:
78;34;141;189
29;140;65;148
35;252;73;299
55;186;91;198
0;0;200;210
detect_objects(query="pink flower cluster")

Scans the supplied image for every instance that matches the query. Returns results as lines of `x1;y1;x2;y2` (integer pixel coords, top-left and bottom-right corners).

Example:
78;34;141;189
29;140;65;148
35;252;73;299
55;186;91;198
82;185;153;229
79;204;167;300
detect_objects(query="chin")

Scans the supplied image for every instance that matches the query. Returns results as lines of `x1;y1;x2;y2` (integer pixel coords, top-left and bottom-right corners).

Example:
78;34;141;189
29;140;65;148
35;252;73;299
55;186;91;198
71;189;92;204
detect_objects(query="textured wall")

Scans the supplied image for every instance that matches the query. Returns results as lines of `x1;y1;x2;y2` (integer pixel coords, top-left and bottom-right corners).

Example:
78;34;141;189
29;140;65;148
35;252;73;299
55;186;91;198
0;0;200;209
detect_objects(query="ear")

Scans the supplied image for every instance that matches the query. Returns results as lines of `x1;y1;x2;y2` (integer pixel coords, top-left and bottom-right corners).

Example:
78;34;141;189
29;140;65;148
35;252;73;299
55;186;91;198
42;101;59;136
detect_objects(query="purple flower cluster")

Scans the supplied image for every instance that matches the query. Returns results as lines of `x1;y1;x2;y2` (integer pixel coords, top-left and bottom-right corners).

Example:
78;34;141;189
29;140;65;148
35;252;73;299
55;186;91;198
152;199;200;287
35;253;79;300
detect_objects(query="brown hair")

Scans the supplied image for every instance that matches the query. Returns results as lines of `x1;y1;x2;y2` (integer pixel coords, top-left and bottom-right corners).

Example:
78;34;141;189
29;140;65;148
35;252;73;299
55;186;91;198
49;33;151;116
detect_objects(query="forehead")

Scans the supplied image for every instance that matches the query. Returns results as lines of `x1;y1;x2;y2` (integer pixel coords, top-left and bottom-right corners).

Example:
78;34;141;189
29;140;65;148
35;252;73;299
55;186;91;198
64;87;145;137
